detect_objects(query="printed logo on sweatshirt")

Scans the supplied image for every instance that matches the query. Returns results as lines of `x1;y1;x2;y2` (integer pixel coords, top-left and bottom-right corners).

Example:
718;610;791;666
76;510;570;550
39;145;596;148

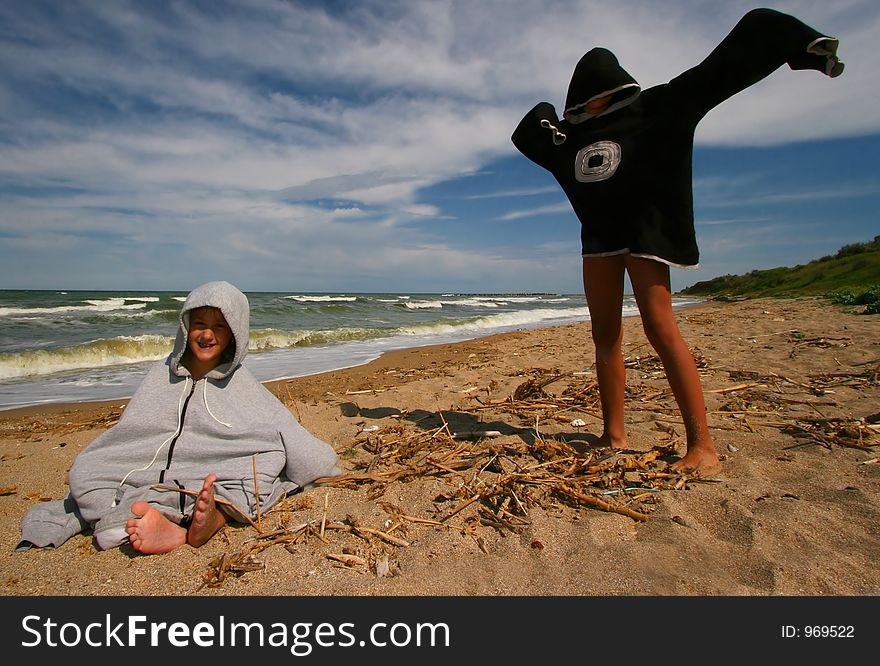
574;140;621;182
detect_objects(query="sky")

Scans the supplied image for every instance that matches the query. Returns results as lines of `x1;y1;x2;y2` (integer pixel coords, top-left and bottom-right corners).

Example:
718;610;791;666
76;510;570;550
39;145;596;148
1;0;878;295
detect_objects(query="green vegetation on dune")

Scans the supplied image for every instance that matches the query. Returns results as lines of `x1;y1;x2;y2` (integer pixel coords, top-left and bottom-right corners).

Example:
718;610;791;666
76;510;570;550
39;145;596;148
678;236;880;314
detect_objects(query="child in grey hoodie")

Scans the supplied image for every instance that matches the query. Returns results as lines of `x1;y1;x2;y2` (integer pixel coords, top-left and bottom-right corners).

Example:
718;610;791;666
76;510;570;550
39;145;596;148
18;281;340;554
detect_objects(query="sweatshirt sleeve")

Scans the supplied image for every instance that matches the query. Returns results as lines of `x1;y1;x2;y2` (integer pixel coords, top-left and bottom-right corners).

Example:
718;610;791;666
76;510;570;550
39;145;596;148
668;8;840;120
511;102;566;170
275;402;340;487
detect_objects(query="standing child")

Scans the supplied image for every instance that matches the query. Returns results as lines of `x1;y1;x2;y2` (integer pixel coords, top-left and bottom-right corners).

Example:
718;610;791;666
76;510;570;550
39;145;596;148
18;281;339;554
511;8;844;474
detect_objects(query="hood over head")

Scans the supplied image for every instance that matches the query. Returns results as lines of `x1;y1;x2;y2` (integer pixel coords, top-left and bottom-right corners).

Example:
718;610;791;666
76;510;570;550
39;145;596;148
564;47;641;124
170;281;249;380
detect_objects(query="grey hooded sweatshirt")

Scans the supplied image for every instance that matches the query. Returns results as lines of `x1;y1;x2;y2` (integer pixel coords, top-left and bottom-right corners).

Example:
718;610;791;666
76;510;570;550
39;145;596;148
18;281;339;550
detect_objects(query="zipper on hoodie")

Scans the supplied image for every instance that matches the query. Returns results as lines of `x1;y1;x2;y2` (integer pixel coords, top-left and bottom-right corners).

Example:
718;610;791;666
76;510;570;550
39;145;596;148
159;379;197;484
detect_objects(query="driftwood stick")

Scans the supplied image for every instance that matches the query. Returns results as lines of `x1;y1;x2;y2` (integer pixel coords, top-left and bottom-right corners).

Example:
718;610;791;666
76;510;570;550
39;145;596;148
708;382;764;394
399;514;444;526
326;553;368;567
150;484;259;531
252;454;262;533
427;460;467;477
440;494;481;522
312;472;401;485
353;526;410;547
559;486;648;522
320;493;328;540
437;411;459;446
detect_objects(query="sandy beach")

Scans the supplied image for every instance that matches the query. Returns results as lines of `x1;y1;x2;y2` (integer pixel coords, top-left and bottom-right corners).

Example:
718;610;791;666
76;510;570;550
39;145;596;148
1;296;878;597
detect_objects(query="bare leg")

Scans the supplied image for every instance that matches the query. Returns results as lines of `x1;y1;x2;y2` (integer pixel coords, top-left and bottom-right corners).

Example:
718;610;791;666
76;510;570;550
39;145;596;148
126;502;187;554
625;255;721;475
582;255;627;449
187;474;227;547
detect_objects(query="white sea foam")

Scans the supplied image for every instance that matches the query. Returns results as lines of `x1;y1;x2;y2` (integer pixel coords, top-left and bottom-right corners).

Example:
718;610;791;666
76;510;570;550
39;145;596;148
100;308;175;320
0;298;149;317
0;335;173;380
249;328;314;351
403;298;518;309
285;295;357;303
398;306;591;335
402;301;443;309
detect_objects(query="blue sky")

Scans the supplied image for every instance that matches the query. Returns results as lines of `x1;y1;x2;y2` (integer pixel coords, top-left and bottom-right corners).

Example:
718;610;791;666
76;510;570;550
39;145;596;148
1;0;877;294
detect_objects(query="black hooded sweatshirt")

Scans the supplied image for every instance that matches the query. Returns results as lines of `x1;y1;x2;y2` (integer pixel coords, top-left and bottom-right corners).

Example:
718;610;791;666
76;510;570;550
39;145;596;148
512;8;843;268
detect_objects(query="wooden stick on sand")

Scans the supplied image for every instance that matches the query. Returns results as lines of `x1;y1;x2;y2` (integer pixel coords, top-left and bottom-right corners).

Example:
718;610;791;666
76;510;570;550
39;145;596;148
150;484;260;531
252;454;262;533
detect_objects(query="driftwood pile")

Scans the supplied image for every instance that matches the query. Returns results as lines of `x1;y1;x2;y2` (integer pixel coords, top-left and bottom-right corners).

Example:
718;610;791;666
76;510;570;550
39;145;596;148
711;361;879;451
197;350;877;589
197;369;715;589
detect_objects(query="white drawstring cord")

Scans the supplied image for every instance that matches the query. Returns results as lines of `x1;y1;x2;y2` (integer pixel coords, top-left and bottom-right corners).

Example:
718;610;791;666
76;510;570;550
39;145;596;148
112;376;191;506
203;380;233;428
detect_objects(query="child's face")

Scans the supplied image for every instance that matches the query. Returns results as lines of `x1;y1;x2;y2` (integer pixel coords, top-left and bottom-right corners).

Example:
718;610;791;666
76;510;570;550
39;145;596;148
585;94;613;115
186;306;232;369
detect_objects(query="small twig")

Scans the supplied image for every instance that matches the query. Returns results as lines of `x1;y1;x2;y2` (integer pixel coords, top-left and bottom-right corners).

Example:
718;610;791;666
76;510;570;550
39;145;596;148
398;514;445;526
437;411;458;446
320;493;328;539
708;382;763;394
252;454;262;533
326;553;368;567
558;485;648;521
440;494;481;522
150;484;259;531
351;526;410;547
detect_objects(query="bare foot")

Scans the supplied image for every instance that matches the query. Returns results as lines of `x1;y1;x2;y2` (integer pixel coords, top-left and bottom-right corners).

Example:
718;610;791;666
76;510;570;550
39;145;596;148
671;443;722;477
127;501;187;554
594;431;628;450
187;474;227;547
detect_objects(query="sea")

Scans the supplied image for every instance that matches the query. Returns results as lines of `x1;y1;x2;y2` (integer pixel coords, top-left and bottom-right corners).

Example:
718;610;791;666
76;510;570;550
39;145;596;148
0;290;695;411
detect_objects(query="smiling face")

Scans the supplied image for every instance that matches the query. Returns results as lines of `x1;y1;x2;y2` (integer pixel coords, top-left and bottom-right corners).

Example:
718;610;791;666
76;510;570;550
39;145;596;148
183;306;233;379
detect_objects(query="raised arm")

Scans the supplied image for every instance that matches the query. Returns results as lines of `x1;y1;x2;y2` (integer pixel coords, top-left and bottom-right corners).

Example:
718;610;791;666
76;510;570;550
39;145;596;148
511;101;566;170
669;7;843;120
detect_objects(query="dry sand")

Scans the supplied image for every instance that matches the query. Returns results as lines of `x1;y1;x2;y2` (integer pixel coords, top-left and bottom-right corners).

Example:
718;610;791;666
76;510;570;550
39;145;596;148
1;296;878;597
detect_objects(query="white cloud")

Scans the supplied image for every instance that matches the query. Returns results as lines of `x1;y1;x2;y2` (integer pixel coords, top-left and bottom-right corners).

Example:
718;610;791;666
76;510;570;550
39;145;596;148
1;0;877;291
498;202;574;221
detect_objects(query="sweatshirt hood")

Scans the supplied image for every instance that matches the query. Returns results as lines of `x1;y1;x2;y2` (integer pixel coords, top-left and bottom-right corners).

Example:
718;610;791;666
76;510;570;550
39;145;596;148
170;281;249;380
564;47;641;124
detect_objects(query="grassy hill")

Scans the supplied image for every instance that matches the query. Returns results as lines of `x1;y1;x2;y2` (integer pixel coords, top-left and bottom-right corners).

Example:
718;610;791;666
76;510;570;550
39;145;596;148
678;236;880;313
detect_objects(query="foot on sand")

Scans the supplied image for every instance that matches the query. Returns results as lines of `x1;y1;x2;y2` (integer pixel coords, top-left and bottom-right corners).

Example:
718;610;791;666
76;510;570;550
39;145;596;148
127;502;187;554
187;473;227;547
671;445;722;477
593;431;628;451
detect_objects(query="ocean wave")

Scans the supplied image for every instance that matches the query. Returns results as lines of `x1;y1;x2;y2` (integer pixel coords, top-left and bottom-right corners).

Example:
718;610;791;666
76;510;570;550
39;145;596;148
400;298;511;309
401;301;443;309
113;296;160;303
90;309;176;320
0;305;597;382
284;295;358;303
248;327;385;351
0;335;173;380
396;306;590;335
0;298;150;317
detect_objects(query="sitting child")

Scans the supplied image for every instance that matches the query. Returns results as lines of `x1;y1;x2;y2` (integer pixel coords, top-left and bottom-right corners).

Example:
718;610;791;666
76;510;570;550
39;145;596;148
18;281;340;554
